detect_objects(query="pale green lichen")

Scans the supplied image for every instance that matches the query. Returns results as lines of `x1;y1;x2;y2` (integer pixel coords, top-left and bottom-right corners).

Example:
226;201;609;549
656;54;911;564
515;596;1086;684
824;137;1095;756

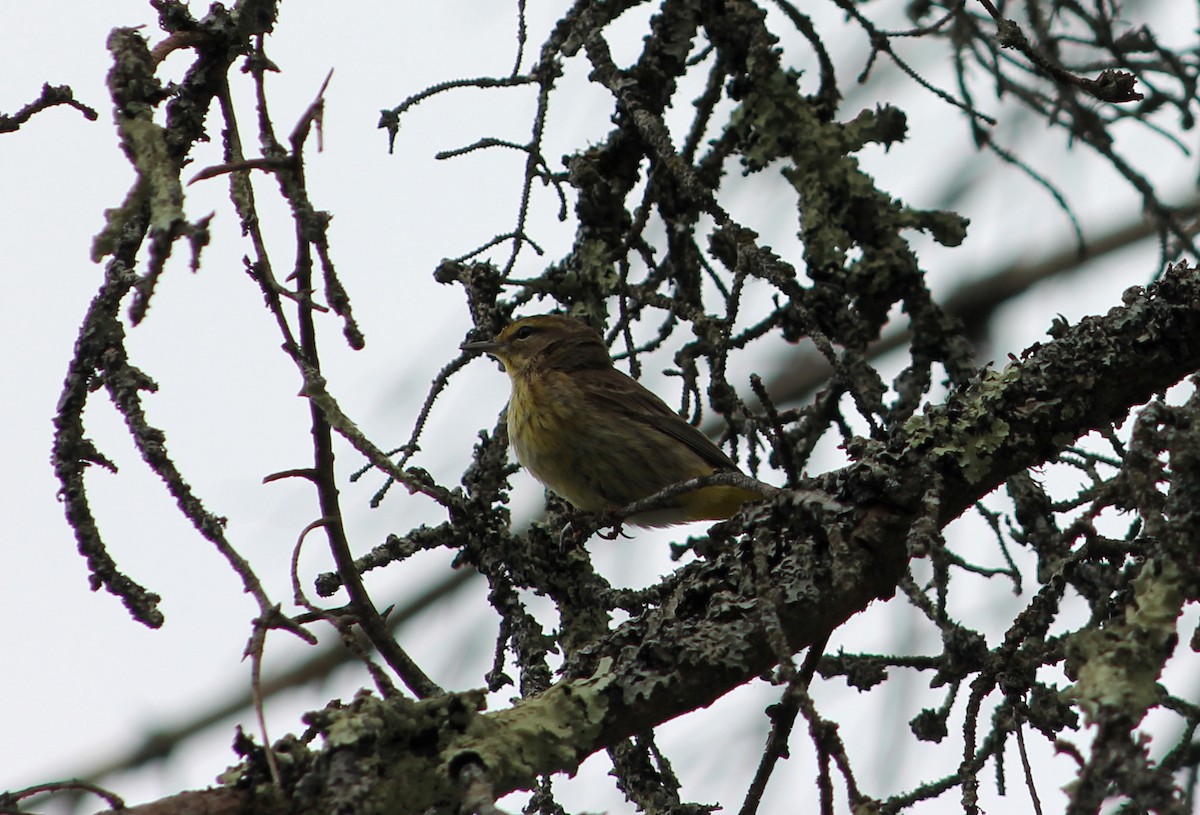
1064;557;1185;724
324;690;390;748
572;239;620;295
91;32;185;264
904;365;1022;484
445;656;618;791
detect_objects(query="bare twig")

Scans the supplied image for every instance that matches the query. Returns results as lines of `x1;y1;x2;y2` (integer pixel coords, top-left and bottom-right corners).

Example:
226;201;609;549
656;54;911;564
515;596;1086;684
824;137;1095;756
0;83;97;133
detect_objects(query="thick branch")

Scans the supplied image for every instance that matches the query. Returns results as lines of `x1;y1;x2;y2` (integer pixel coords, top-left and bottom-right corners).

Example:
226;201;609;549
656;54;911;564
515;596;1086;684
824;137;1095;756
909;261;1200;521
104;262;1200;815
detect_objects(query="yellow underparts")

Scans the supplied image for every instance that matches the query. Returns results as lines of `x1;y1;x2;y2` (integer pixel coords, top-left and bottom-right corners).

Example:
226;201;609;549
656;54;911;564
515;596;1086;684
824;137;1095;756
505;369;759;526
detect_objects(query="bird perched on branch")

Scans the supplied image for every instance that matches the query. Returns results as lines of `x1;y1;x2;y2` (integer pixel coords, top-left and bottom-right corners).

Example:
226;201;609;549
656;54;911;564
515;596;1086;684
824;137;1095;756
462;313;764;527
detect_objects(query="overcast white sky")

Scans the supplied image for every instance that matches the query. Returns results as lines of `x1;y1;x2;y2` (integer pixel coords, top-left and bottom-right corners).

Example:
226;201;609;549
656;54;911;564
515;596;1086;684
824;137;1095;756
3;2;1197;813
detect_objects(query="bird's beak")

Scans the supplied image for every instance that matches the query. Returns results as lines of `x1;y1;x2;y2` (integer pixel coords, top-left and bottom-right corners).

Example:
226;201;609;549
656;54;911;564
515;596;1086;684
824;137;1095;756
461;338;504;355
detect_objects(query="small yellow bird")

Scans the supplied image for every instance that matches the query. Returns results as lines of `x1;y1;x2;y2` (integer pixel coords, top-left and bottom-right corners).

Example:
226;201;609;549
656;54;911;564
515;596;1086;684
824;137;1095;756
462;314;763;526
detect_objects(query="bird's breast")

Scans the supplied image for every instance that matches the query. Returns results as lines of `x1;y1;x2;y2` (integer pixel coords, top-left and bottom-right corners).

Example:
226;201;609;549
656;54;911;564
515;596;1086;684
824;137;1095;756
503;368;760;523
505;372;611;512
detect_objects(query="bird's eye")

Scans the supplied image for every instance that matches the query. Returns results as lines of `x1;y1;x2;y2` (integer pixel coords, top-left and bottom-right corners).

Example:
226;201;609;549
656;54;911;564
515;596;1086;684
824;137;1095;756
513;325;537;341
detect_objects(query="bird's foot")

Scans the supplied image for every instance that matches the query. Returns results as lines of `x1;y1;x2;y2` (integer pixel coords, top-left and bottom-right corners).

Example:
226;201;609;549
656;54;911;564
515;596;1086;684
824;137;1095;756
557;508;630;548
595;515;631;540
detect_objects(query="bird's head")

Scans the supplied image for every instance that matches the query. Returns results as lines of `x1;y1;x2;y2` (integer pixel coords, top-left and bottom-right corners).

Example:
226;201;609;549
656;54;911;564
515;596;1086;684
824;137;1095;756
462;314;612;377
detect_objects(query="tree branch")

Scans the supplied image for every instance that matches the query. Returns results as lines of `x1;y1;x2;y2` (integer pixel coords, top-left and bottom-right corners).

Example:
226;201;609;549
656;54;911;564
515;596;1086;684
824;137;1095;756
103;261;1200;814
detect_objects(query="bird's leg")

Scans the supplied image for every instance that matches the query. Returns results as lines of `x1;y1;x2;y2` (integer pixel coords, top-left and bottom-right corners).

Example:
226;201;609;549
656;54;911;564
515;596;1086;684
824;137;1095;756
556;507;630;548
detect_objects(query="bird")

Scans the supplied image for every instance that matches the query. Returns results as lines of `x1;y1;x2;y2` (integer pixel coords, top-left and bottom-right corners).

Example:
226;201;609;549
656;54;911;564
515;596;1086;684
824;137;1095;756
462;313;764;527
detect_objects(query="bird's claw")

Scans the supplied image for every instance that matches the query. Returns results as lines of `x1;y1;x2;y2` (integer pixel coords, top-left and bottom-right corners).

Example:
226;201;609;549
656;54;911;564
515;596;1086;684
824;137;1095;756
557;508;629;548
596;521;630;540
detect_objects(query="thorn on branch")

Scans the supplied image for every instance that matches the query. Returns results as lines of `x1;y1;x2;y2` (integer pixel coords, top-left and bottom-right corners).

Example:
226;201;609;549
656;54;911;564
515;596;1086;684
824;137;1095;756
188;156;297;184
290;69;333;153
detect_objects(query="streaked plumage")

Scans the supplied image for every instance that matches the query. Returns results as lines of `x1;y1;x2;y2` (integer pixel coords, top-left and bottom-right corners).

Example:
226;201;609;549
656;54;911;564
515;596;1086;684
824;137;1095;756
463;314;761;526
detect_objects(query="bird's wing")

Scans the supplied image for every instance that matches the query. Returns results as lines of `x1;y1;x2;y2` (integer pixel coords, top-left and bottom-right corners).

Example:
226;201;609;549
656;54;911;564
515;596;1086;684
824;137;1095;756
586;368;741;472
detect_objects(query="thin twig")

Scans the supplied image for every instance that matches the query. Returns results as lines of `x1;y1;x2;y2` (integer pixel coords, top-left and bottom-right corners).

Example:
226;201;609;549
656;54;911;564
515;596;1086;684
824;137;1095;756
1015;718;1045;815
